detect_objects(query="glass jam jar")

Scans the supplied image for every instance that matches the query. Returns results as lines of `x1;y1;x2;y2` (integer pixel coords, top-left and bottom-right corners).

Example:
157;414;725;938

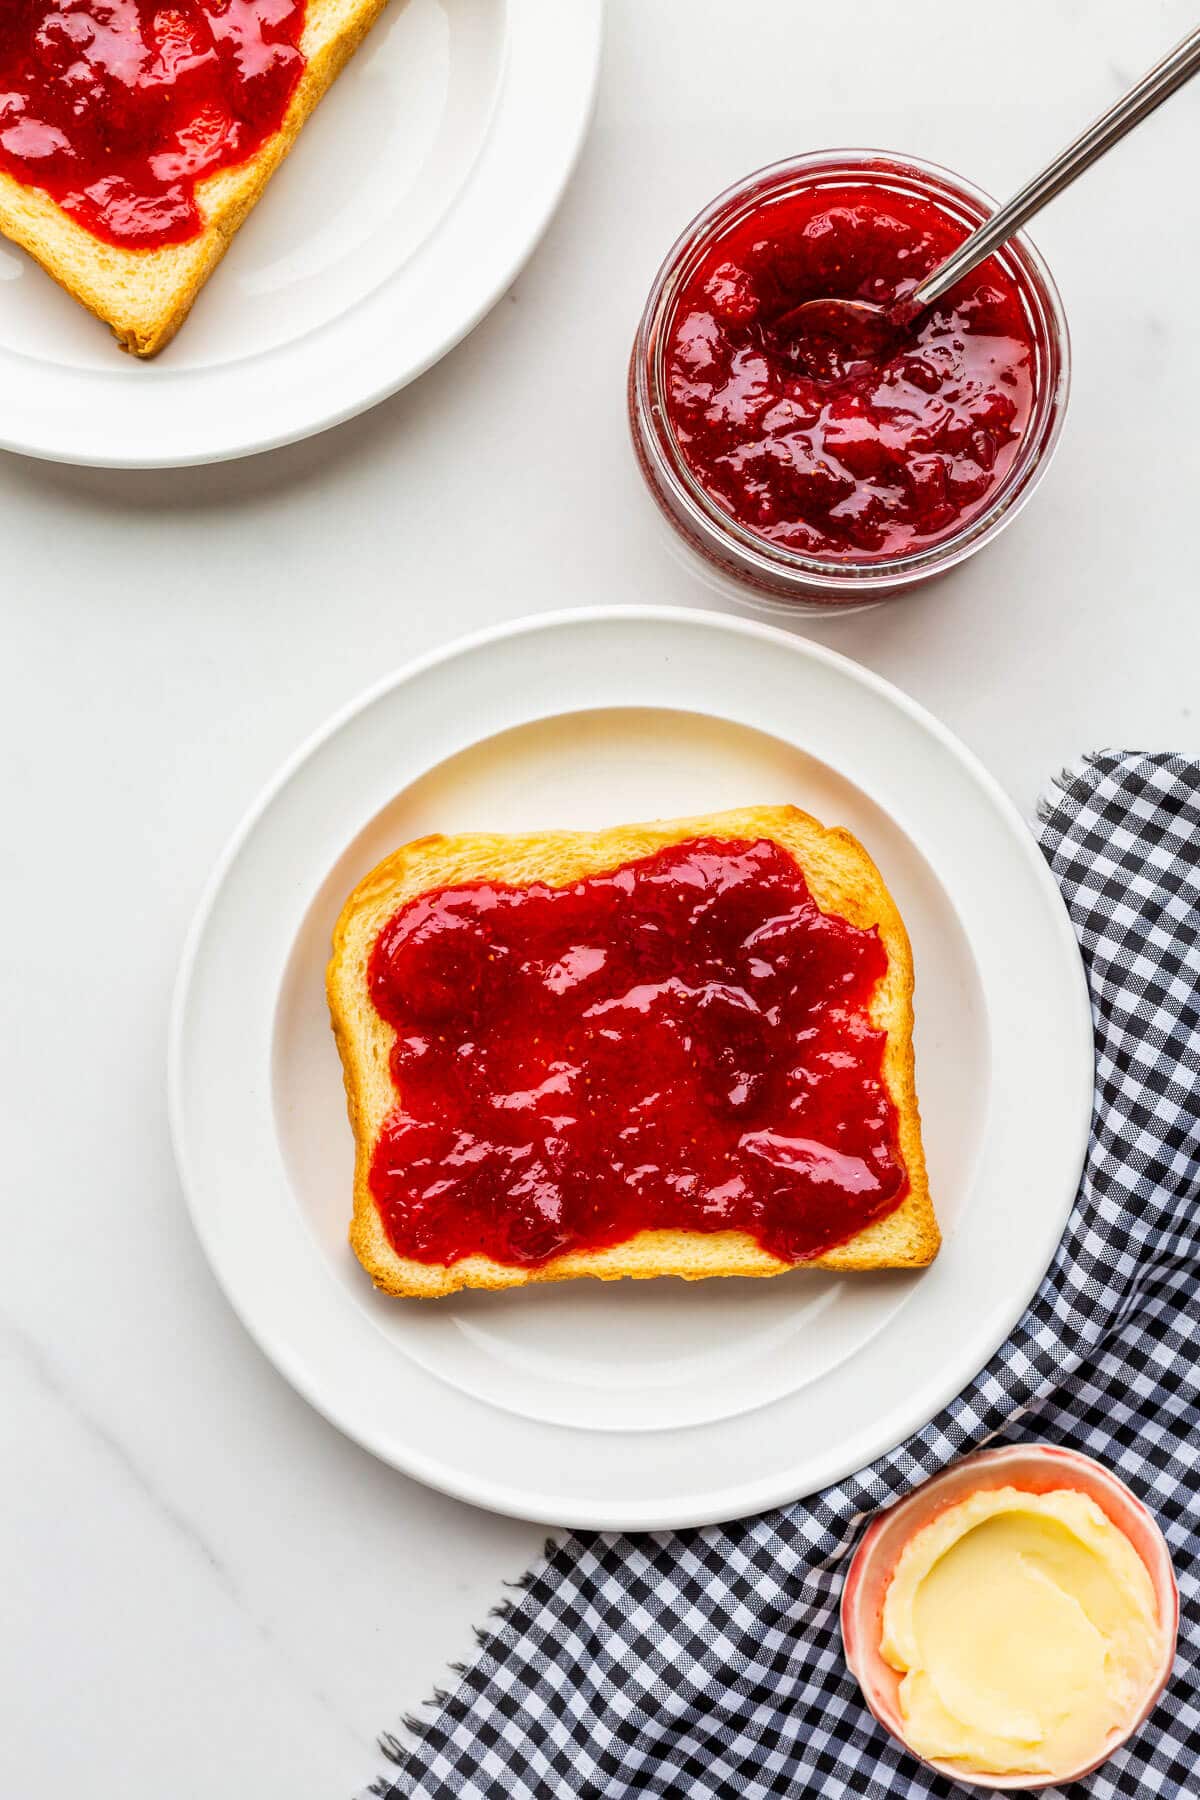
629;150;1071;614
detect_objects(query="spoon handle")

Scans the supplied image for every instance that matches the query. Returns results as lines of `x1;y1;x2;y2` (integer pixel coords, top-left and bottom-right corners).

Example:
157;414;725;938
911;22;1200;311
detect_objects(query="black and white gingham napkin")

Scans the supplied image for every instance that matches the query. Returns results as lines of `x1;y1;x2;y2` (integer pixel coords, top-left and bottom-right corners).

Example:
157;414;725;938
368;751;1199;1800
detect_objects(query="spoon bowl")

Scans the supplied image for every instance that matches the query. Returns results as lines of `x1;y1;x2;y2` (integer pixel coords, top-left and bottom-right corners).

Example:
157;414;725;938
773;296;906;361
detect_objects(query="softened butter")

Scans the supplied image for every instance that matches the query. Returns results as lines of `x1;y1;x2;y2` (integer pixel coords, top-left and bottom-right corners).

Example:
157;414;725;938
880;1485;1165;1776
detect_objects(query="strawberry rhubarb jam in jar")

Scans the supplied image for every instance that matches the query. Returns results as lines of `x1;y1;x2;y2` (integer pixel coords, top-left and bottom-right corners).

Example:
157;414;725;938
629;152;1070;613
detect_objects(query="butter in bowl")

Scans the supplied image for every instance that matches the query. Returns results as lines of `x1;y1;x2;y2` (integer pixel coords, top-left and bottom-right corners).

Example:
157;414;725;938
841;1443;1178;1789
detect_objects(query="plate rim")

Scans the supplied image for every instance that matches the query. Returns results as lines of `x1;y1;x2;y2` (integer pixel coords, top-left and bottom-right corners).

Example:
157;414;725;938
168;606;1095;1527
0;0;604;469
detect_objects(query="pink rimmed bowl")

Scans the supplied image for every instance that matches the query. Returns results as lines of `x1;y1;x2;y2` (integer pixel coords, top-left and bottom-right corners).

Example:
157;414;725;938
840;1443;1179;1790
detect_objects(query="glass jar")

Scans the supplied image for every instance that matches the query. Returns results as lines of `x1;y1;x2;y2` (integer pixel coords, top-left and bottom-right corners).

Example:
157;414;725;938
628;150;1071;615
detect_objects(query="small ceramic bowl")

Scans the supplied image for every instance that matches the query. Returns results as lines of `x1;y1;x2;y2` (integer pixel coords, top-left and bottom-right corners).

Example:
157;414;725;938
841;1443;1179;1790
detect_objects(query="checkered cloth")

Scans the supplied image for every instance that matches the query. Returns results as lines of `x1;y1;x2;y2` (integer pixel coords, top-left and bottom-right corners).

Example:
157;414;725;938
368;752;1200;1800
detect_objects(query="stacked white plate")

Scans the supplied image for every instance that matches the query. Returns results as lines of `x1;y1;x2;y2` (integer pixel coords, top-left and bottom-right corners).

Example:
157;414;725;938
0;0;602;467
170;608;1094;1528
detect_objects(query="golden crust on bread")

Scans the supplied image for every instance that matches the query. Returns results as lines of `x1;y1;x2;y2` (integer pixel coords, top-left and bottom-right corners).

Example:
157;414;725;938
327;806;939;1298
0;0;392;357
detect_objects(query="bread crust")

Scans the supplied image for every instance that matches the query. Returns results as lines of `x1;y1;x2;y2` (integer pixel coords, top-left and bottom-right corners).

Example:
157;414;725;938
328;807;938;1298
0;0;392;356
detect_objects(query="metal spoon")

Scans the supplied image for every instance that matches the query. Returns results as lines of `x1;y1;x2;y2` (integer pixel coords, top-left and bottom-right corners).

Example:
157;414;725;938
777;21;1200;356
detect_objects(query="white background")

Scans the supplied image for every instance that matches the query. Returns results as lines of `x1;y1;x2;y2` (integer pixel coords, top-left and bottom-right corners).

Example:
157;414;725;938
2;2;1198;1795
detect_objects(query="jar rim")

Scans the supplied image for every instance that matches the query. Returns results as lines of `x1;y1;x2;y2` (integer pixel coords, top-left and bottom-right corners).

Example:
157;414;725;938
631;148;1072;596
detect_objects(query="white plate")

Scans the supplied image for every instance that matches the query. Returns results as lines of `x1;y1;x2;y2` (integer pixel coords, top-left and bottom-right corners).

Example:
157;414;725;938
0;0;601;468
169;608;1094;1528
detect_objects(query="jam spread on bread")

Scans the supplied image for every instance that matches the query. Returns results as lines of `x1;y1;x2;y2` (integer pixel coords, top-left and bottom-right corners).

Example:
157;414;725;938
366;837;909;1268
0;1;306;249
664;183;1035;557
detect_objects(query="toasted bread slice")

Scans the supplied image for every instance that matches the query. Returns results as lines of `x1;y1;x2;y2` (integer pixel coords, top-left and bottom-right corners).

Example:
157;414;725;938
327;807;938;1298
0;0;391;357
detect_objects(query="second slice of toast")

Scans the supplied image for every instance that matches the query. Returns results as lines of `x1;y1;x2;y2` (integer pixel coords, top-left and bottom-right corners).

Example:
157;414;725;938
0;0;392;356
328;806;938;1298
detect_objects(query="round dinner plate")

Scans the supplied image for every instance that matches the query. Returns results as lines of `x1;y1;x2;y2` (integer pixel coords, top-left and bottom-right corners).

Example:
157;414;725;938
169;607;1094;1529
0;0;602;468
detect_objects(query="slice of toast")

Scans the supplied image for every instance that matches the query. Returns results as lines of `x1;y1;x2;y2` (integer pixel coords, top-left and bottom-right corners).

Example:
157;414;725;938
327;807;938;1298
0;0;391;357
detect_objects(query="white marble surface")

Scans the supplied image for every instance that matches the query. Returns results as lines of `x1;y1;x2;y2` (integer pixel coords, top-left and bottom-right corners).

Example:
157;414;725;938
2;3;1199;1795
